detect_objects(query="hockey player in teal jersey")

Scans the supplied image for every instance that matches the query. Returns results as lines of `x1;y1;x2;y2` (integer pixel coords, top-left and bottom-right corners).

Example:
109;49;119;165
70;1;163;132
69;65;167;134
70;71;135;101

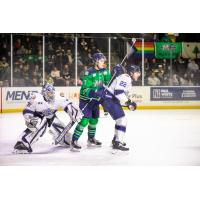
71;53;111;151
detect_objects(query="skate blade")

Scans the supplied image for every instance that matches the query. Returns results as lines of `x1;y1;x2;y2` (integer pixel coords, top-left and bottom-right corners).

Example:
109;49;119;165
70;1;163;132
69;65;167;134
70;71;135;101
111;149;130;155
12;149;30;154
87;143;102;148
70;147;81;152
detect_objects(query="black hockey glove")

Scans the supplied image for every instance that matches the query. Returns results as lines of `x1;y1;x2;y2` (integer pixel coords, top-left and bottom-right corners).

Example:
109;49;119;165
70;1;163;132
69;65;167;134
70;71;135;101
126;99;137;111
88;87;104;100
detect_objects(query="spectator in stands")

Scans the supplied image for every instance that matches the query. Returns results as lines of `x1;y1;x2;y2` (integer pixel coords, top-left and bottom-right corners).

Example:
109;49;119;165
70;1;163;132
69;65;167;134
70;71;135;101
77;52;83;67
156;66;165;84
80;38;87;48
62;64;71;86
187;59;199;73
144;58;150;71
22;63;31;85
45;74;54;85
188;73;195;86
47;43;55;56
32;78;38;86
0;43;9;58
3;80;9;87
46;55;55;73
24;37;32;53
51;67;60;79
50;66;65;86
147;72;161;86
0;57;10;83
0;57;9;68
16;45;27;55
66;49;73;65
171;74;180;86
31;64;42;85
56;45;65;57
14;38;22;52
150;58;158;71
179;74;189;86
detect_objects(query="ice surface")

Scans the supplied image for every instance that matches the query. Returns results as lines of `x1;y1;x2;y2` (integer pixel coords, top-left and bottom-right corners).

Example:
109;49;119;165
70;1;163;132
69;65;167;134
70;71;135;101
0;110;200;165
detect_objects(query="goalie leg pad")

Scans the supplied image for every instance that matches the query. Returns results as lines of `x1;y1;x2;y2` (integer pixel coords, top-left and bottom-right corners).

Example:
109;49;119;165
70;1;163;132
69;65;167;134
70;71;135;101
23;117;48;145
14;118;48;153
49;116;72;146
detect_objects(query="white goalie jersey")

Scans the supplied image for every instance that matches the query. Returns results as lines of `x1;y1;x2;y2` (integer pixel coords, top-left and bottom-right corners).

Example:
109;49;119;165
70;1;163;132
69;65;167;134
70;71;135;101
107;73;132;104
23;92;82;123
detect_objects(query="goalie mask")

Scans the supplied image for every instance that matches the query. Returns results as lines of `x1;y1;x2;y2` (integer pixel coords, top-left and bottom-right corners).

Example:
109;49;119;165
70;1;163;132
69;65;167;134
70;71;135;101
41;83;55;102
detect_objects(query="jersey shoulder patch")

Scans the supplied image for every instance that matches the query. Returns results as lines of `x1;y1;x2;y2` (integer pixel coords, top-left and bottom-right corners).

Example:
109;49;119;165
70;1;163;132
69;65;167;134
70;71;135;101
85;67;96;75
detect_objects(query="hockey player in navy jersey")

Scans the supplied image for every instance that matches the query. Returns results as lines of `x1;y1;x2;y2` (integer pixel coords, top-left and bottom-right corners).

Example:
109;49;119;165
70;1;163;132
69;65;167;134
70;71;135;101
101;64;141;151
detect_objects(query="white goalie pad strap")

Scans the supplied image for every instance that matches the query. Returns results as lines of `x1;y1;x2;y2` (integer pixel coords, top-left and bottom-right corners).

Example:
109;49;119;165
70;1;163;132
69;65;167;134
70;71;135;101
22;117;48;145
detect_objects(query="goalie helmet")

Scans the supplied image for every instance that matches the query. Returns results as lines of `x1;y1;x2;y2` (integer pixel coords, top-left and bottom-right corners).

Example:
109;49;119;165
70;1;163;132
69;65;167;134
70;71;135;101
41;83;55;102
92;52;106;63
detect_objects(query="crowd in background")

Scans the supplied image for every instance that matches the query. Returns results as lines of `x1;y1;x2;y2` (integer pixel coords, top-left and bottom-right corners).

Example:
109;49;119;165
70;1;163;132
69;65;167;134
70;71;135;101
0;33;200;87
143;57;200;86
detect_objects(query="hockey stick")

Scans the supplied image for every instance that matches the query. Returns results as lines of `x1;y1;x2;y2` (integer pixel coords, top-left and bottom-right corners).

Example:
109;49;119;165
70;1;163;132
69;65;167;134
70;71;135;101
105;38;137;89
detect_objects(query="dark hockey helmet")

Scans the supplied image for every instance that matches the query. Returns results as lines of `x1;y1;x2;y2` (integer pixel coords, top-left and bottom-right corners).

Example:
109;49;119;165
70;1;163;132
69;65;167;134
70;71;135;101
127;65;141;74
92;52;106;63
111;64;126;77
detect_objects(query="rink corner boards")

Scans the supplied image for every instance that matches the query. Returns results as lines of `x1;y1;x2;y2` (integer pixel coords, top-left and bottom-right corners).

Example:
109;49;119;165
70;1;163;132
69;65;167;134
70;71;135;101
1;106;200;114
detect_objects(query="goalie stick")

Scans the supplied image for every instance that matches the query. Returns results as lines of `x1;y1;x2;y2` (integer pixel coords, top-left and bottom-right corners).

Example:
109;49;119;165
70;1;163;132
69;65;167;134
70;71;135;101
55;120;75;145
54;103;89;145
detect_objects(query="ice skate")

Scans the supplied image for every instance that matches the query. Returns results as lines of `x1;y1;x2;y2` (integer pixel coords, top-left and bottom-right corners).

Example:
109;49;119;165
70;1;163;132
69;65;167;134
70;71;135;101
111;135;126;147
13;141;32;154
70;140;81;152
87;137;102;147
112;141;129;151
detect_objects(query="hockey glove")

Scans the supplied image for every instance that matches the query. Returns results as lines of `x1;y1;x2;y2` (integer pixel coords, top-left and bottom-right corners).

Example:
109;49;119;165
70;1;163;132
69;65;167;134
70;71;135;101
126;99;137;111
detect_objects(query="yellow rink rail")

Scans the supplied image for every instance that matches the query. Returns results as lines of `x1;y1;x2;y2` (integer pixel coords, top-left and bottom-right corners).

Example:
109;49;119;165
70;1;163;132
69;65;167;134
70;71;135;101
2;105;200;113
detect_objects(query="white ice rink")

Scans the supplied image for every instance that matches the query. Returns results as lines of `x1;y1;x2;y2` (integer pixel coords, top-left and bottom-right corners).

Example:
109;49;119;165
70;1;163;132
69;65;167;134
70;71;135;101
0;109;200;166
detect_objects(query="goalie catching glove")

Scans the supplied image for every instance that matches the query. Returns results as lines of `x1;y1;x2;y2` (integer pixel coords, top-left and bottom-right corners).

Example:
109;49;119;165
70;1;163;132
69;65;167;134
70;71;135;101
126;99;137;111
